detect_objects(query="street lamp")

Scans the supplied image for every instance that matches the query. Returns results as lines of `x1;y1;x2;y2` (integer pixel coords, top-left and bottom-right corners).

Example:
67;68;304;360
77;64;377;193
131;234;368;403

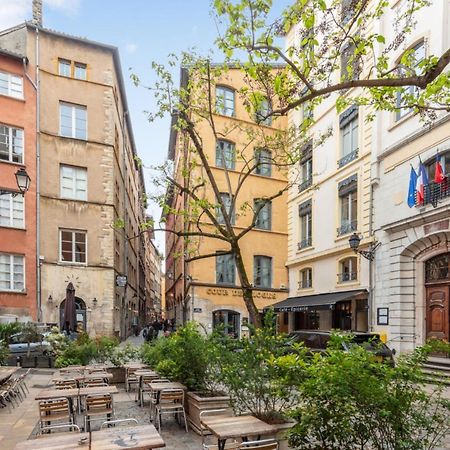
0;168;31;196
348;232;381;261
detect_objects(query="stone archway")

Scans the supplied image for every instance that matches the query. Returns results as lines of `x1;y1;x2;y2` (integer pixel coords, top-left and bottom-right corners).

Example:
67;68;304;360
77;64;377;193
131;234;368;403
397;231;450;349
59;297;87;332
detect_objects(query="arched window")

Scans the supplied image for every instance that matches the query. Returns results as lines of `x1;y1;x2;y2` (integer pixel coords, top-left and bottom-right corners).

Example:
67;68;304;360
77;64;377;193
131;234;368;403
213;310;240;338
216;86;235;117
298;268;312;289
425;253;450;283
338;257;357;283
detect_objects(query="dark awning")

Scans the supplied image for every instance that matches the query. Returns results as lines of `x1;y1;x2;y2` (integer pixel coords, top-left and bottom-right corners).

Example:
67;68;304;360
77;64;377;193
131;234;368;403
269;289;368;313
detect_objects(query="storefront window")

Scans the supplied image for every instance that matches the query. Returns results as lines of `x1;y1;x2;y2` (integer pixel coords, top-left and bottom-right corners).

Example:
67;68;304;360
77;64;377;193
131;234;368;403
213;309;240;338
334;301;352;330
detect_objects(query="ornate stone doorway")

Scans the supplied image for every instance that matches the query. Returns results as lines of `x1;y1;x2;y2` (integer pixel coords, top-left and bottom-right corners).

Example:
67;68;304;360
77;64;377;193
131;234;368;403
425;254;450;342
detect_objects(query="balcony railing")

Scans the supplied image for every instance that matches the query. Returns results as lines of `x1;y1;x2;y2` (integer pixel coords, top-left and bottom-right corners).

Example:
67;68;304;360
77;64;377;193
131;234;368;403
337;272;358;283
338;149;359;168
298;237;312;250
298;177;312;193
419;176;450;208
298;279;312;289
337;220;357;237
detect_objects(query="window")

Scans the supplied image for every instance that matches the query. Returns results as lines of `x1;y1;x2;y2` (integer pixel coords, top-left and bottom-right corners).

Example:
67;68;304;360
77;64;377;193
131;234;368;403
341;40;360;81
60;229;87;263
255;148;272;176
299;268;312;289
0;194;24;228
255;97;272;126
0;124;24;163
338;174;357;236
0;254;24;291
217;193;235;225
301;88;313;122
74;62;87;80
0;70;23;99
426;151;450;180
299;142;313;192
395;40;425;121
213;310;240;338
298;200;312;249
254;199;271;230
60;165;87;200
60;102;87;140
254;255;272;288
216;140;235;169
58;59;71;77
339;106;358;167
216;253;235;285
216;86;235;117
338;257;358;283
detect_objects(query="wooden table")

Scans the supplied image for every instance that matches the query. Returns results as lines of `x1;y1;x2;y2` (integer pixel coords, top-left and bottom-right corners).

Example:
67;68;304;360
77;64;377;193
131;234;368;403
78;385;118;397
90;424;165;449
135;370;158;377
14;432;90;450
145;381;185;392
35;388;80;401
52;373;114;383
124;363;149;369
0;367;19;385
201;414;276;450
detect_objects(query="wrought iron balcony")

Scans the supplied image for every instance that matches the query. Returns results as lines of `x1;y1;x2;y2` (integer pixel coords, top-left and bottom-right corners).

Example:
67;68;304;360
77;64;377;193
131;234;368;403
419;176;450;208
337;271;358;283
298;237;312;250
338;149;359;168
298;177;312;193
337;220;357;237
298;279;312;289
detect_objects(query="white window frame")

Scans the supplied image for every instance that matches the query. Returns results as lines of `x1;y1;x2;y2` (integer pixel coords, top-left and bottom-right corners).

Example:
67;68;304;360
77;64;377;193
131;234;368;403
0;193;25;228
253;255;272;288
216;86;235;117
59;102;87;140
58;59;71;77
0;123;24;164
74;62;87;80
60;164;88;201
0;253;25;292
0;70;23;99
59;229;87;264
341;117;358;157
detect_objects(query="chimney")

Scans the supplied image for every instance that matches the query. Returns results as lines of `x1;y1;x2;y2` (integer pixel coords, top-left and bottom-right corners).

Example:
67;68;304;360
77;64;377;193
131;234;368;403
32;0;43;27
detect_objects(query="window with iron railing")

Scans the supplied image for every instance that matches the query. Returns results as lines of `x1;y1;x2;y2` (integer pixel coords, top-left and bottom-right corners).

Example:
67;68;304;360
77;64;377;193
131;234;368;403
298;200;312;249
338;175;357;236
338;257;358;283
298;268;312;289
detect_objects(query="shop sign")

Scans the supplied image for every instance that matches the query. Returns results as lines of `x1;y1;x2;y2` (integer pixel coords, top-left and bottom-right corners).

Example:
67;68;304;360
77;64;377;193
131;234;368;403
205;287;276;299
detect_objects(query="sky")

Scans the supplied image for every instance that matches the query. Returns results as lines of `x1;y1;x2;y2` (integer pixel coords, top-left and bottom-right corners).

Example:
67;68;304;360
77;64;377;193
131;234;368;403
0;0;290;254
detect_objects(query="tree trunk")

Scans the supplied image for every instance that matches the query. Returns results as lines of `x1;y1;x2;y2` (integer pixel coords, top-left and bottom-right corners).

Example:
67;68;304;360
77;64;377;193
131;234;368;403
233;244;262;328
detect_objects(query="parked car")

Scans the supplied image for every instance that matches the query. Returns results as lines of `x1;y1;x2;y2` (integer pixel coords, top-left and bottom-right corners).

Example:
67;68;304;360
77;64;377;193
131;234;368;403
288;330;395;365
8;333;51;356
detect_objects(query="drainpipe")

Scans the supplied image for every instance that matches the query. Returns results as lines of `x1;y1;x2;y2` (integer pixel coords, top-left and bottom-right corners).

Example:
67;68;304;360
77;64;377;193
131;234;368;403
368;182;374;331
122;110;129;339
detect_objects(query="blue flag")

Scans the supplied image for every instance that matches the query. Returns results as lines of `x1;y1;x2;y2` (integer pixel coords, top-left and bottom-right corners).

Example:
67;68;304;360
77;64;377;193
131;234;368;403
407;166;418;208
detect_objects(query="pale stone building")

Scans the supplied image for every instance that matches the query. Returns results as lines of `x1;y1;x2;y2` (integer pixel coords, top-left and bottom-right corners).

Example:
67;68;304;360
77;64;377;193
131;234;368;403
372;0;450;352
0;6;150;338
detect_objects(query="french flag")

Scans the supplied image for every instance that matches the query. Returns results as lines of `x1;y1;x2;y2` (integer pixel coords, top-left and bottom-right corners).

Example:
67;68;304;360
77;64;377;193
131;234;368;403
415;163;428;205
434;154;446;183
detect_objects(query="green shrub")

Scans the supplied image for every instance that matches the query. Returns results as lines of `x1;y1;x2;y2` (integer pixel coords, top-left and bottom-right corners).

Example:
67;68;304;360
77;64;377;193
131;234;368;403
0;339;9;365
286;335;450;450
0;322;21;342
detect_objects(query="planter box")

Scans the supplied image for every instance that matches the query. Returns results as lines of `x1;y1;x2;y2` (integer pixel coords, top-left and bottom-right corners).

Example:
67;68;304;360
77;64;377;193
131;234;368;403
186;391;231;434
109;366;126;384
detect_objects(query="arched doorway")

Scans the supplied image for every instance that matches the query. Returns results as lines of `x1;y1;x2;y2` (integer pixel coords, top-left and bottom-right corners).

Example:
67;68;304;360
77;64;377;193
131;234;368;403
425;253;450;341
60;297;87;332
213;309;240;338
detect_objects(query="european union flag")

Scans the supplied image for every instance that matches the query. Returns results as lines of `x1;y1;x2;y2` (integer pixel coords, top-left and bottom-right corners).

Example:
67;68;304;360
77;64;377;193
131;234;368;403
407;166;418;208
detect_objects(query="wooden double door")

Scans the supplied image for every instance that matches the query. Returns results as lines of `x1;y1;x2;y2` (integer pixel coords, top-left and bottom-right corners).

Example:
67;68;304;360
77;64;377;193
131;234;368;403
426;285;450;341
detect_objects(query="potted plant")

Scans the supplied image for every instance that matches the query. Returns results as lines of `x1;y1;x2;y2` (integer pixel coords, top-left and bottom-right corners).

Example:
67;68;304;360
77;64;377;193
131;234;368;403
141;322;231;433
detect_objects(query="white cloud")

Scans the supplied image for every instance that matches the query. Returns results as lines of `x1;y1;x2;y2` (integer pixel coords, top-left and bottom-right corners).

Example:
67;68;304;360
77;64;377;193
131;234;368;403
0;0;30;30
125;43;138;54
45;0;81;16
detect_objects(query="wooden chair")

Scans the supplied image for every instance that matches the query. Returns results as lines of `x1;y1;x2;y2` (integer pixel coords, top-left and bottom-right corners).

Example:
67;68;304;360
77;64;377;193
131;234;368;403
84;378;108;387
0;389;14;413
38;398;73;432
125;367;139;392
38;424;80;435
238;439;278;450
200;409;239;450
100;418;138;429
155;388;188;432
84;394;114;432
55;379;77;389
148;379;170;420
136;373;160;406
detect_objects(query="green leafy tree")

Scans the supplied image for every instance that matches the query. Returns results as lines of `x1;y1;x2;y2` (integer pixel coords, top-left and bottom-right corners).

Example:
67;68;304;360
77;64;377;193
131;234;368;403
136;0;450;327
20;322;42;358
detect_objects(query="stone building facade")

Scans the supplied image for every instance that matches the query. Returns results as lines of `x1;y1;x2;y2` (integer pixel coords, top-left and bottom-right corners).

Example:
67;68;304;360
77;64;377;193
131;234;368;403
0;17;151;338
